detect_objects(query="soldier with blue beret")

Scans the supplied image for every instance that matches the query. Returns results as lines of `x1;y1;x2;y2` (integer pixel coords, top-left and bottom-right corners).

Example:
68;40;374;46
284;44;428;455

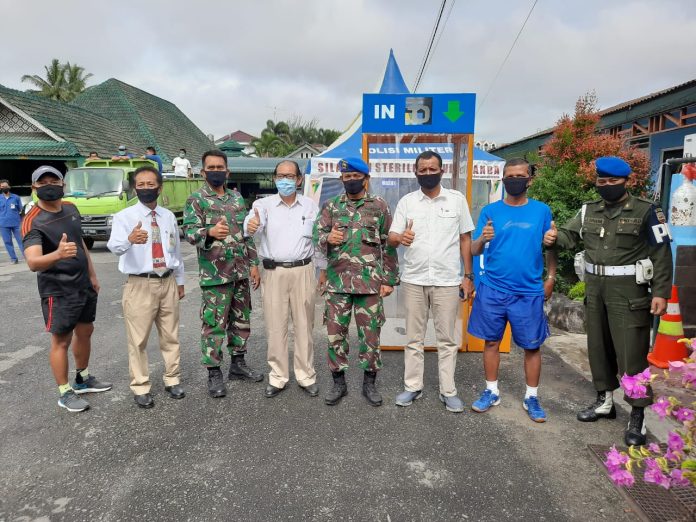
548;156;673;446
313;156;399;407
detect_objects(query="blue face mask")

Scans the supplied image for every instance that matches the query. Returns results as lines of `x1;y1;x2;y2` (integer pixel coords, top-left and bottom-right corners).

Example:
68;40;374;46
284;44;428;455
205;170;227;188
275;178;297;196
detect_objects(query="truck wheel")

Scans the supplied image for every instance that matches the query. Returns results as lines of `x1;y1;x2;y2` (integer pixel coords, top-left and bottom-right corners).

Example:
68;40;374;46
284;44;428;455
83;237;95;250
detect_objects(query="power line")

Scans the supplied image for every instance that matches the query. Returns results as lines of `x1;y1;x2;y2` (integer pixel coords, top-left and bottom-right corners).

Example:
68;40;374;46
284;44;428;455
413;0;448;93
476;0;539;114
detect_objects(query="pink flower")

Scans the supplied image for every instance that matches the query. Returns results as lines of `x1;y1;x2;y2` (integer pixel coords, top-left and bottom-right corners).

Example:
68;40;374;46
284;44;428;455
682;364;696;386
668;431;685;453
604;446;629;471
644;459;671;489
648;443;662;454
651;397;671;420
673;408;695;423
609;468;635;487
669;360;685;372
670;469;691;488
621;373;649;399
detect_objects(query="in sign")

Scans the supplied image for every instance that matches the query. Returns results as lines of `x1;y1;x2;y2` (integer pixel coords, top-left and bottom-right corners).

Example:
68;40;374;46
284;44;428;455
374;104;395;119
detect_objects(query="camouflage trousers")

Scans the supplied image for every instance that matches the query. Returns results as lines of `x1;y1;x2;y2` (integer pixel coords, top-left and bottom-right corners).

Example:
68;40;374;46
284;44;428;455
324;292;385;373
200;279;251;367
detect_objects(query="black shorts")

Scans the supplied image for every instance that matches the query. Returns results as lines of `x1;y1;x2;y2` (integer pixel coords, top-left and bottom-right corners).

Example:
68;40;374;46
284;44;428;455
41;287;98;335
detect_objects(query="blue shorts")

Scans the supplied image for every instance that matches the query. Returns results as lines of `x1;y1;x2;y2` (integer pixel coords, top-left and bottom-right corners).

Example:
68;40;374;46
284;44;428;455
467;282;549;350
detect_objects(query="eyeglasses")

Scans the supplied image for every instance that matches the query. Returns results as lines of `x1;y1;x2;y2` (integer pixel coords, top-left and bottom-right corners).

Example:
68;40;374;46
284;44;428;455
275;174;298;180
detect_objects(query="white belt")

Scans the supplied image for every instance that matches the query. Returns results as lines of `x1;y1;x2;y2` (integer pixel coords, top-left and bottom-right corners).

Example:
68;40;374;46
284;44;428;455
585;262;636;276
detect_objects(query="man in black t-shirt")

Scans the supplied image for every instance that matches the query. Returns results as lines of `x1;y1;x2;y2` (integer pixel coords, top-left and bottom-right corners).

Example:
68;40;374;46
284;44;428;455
23;166;112;413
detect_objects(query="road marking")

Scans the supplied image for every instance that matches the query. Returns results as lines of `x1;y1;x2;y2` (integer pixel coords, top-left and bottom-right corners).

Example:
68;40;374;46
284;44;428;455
0;345;44;373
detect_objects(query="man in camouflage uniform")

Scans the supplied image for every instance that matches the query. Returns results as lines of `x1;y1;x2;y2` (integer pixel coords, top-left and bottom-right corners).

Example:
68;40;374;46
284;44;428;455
183;150;263;398
548;156;672;446
313;157;399;407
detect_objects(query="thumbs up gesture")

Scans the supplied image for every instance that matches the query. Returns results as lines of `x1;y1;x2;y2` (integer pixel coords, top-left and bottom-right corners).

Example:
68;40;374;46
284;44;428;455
482;219;495;243
210;215;230;240
247;207;262;235
327;223;345;245
128;220;149;244
57;232;78;259
401;219;415;247
543;220;558;246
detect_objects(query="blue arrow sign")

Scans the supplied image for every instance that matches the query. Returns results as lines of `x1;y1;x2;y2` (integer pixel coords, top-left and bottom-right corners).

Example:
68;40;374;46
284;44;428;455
362;93;476;134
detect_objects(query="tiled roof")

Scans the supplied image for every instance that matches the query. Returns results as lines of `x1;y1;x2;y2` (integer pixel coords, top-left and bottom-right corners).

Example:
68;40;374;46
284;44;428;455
0;133;80;157
70;79;214;165
0;84;132;158
217;130;257;143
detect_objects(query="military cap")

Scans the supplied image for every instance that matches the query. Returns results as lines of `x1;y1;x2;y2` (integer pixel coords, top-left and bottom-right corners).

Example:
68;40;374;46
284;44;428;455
31;165;63;183
338;157;370;175
596;156;631;178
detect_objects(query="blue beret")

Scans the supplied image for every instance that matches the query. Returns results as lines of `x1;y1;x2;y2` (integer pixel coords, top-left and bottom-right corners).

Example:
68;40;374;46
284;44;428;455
596;156;631;178
338;157;370;175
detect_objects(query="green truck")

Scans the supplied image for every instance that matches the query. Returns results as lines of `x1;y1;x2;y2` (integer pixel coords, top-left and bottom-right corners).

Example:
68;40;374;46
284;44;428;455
59;159;204;248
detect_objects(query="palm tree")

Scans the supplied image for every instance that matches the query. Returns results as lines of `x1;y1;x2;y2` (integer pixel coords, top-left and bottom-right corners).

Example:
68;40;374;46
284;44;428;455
21;59;92;102
63;62;93;101
252;131;289;158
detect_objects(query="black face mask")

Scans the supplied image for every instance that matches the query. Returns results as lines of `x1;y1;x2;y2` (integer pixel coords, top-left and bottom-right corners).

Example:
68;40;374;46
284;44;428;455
1;188;9;194
135;188;159;204
36;185;64;201
206;170;227;188
502;176;529;196
416;173;442;190
597;183;627;202
343;179;365;195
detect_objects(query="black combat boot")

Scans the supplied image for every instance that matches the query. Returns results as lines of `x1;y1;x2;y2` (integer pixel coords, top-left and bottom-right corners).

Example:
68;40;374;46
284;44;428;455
625;407;647;447
577;391;616;422
325;371;348;406
362;371;382;407
229;354;264;382
207;367;226;398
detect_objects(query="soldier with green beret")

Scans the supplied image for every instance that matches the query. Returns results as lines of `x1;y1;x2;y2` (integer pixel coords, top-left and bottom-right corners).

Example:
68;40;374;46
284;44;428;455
548;156;672;446
183;150;263;398
313;157;400;407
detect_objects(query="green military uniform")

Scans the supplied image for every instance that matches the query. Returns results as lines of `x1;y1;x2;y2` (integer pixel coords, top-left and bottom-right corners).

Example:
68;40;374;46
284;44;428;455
313;192;400;372
183;184;259;367
555;193;673;407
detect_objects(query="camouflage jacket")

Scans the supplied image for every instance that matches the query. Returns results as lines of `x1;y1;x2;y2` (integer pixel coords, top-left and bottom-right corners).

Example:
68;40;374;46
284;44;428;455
183;184;259;287
313;192;399;294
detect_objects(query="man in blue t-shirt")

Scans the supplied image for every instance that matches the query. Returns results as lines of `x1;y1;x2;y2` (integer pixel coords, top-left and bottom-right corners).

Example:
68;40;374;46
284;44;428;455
468;158;557;423
143;146;163;175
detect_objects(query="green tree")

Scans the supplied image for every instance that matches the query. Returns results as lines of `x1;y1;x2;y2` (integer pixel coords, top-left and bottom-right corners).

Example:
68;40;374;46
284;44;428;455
528;92;651;294
21;59;92;102
252;117;342;157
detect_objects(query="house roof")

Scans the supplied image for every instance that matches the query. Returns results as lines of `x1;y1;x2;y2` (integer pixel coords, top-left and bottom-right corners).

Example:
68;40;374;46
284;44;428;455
227;157;309;174
0;79;214;163
70;79;214;164
217;130;257;144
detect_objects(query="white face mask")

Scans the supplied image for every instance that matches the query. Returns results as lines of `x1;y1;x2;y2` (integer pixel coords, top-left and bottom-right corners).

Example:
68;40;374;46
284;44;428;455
179;153;185;158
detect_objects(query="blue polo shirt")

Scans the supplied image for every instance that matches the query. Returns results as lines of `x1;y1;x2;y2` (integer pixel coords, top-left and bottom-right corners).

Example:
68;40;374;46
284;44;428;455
145;154;163;174
0;193;22;227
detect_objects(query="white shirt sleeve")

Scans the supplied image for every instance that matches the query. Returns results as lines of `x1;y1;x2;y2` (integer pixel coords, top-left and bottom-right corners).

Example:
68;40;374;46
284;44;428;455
389;197;408;234
309;200;327;269
459;195;475;234
170;213;185;285
107;211;133;255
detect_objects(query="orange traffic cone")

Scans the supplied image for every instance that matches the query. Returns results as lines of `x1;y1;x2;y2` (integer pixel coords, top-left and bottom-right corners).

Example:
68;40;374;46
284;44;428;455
647;286;687;369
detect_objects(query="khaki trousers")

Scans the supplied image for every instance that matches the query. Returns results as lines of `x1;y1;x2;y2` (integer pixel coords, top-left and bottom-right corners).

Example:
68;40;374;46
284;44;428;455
262;263;316;388
403;282;460;396
122;275;181;394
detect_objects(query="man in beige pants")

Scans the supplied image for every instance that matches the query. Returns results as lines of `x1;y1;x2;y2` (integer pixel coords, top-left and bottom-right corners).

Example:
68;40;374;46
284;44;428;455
388;151;474;413
107;165;186;408
244;160;324;398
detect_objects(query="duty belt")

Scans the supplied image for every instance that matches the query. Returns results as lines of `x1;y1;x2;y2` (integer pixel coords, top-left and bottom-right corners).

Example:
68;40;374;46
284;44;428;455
263;257;312;269
585;262;635;276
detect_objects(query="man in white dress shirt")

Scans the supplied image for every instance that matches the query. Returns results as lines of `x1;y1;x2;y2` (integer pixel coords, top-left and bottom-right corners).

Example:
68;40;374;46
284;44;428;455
244;160;324;398
388;151;475;413
107;165;186;408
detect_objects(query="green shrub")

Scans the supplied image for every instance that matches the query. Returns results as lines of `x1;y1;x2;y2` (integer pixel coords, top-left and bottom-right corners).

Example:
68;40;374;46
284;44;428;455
567;281;585;301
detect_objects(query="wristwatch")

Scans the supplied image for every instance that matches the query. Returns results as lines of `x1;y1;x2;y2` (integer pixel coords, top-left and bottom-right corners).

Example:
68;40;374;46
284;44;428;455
464;273;474;281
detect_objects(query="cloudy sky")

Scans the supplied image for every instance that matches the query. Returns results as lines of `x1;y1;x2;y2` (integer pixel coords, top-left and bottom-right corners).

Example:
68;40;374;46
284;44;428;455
1;0;694;145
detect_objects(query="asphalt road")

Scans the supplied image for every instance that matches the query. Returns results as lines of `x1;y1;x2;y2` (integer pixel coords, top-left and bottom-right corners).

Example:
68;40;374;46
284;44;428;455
0;242;635;521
